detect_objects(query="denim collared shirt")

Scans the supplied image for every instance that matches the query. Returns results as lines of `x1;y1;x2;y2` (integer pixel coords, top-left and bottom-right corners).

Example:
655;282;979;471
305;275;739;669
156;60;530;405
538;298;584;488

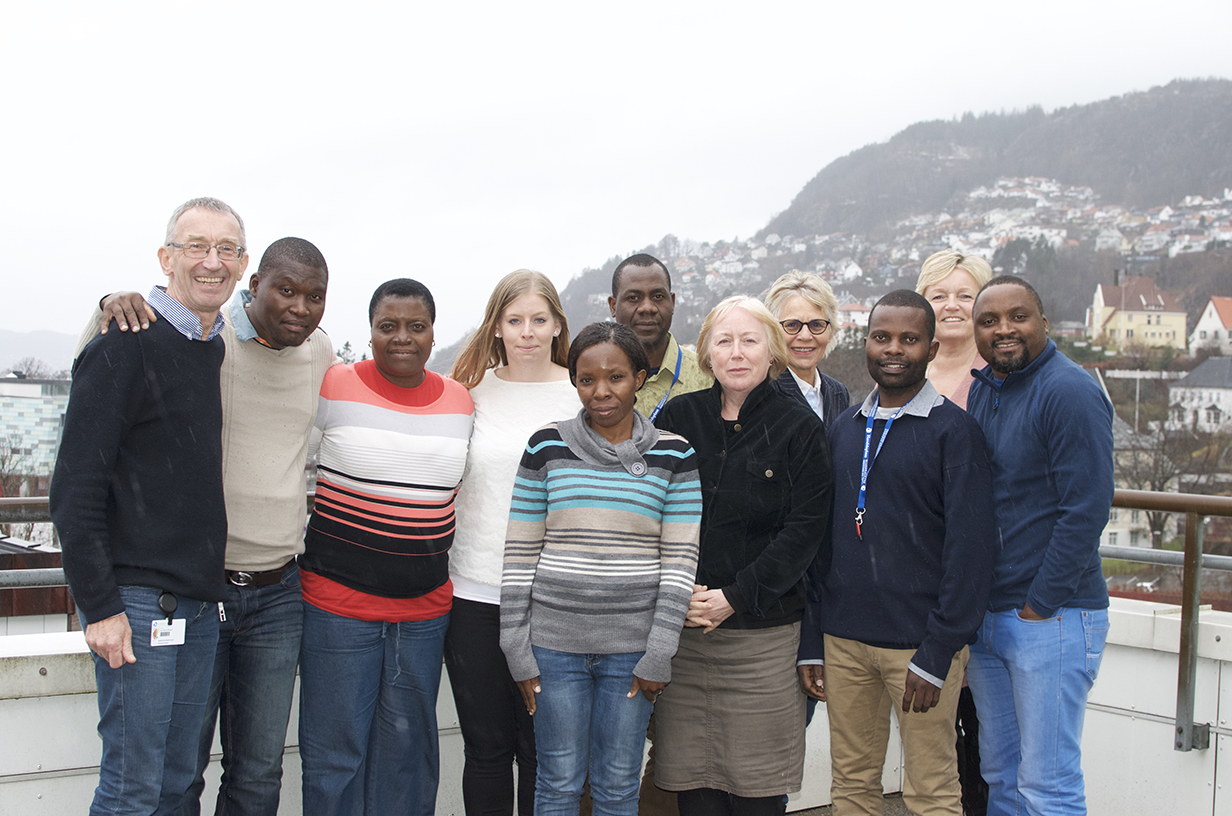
228;289;259;342
148;286;226;341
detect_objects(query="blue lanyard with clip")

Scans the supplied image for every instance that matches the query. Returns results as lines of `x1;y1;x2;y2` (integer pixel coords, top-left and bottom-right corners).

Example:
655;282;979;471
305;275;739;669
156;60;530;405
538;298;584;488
647;346;683;423
855;393;903;541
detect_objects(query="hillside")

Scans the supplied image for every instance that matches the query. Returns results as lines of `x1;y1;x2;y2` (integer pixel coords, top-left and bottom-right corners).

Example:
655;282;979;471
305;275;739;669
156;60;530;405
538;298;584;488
436;81;1232;385
762;78;1232;240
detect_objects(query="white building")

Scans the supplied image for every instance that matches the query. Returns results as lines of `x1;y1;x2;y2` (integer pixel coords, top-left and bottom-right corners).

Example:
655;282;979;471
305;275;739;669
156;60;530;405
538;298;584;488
1189;296;1232;355
1168;357;1232;433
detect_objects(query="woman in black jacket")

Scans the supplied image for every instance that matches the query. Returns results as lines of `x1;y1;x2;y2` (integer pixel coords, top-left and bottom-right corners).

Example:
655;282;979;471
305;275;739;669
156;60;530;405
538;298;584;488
652;295;834;816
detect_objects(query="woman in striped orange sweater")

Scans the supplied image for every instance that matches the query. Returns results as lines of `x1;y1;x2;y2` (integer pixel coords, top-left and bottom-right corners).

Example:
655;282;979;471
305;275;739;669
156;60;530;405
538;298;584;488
297;279;474;816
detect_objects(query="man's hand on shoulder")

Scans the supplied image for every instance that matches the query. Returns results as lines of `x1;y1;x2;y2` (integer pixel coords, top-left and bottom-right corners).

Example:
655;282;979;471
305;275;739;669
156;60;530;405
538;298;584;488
99;292;156;334
84;613;136;669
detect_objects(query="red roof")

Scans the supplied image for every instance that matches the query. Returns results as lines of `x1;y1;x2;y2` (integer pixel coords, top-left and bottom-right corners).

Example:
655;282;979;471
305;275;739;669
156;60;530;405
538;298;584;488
1211;296;1232;328
1097;276;1184;313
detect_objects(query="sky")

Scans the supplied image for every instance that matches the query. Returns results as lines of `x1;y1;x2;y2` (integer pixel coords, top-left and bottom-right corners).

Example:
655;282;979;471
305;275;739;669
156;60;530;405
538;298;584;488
3;1;1231;355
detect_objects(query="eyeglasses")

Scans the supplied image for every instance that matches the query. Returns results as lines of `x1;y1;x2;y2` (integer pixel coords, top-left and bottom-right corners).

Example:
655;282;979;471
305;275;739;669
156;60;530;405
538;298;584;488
779;319;831;336
167;241;246;261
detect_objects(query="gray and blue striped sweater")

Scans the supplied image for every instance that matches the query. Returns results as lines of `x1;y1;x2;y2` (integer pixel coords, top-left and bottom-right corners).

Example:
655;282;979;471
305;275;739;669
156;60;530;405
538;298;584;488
500;410;702;683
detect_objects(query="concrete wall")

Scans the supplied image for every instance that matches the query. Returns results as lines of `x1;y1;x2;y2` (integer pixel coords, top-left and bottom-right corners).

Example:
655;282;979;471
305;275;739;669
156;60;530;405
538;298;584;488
7;596;1232;814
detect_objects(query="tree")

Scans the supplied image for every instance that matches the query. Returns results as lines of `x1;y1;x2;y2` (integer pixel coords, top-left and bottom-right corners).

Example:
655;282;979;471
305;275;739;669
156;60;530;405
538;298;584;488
337;341;358;364
0;435;41;540
2;356;65;379
1115;427;1189;545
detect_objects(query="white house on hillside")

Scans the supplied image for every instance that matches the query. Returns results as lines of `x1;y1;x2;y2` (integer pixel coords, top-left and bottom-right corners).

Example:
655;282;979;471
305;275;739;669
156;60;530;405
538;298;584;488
1189;296;1232;355
1168;357;1232;433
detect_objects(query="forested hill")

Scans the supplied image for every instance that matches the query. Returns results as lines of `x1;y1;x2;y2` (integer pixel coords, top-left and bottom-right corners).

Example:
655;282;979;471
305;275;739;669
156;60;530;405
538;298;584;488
762;79;1232;240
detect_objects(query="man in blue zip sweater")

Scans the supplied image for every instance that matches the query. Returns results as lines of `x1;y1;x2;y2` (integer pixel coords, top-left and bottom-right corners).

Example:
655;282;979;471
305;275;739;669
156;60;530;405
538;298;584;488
799;290;994;816
965;276;1113;816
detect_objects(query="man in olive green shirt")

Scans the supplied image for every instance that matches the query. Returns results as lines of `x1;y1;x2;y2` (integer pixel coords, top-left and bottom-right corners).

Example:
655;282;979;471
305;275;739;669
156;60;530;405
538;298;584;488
604;253;710;816
608;253;712;420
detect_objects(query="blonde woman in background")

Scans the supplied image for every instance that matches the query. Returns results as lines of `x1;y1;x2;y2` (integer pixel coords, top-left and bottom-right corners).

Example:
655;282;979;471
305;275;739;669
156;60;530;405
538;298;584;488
914;250;993;408
764;271;849;428
915;249;995;815
447;270;581;816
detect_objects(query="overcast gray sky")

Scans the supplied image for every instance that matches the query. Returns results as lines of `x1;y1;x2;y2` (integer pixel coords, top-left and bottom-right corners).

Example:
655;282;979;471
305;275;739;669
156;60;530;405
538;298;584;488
3;1;1230;353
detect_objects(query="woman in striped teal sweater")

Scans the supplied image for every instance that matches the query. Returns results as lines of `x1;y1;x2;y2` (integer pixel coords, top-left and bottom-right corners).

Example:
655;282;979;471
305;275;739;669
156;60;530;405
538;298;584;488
500;322;702;816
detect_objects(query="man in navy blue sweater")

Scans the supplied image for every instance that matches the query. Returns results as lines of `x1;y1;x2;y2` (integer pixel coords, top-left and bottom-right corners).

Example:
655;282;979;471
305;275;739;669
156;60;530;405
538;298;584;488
965;276;1113;816
799;290;993;816
51;198;247;816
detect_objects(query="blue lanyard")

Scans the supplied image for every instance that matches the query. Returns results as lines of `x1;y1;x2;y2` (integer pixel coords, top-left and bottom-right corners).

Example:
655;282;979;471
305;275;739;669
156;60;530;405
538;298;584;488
855;394;903;540
647;347;683;422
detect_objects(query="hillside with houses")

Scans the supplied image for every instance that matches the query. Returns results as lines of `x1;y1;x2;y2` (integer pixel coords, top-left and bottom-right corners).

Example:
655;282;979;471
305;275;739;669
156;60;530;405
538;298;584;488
558;174;1232;353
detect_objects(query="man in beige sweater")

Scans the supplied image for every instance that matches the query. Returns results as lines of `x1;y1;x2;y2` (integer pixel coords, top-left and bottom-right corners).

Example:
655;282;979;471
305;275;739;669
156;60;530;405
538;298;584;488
93;237;335;816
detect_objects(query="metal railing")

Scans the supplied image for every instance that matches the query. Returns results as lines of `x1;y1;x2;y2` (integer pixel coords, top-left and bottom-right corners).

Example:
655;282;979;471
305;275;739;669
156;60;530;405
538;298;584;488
1109;489;1232;751
5;490;1232;753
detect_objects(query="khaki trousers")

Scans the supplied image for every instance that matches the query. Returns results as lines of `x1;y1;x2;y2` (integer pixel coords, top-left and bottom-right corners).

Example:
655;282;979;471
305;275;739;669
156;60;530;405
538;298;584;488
823;635;966;816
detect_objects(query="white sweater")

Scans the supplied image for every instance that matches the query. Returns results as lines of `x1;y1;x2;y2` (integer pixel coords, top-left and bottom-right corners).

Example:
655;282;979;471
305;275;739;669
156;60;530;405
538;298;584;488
451;371;580;600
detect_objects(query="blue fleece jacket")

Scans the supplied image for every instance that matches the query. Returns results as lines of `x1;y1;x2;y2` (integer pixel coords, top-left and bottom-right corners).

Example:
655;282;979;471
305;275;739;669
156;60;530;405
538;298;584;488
967;339;1113;617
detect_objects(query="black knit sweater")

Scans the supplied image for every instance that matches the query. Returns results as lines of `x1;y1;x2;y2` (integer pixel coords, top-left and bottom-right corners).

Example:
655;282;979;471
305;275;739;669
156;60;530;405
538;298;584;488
51;316;228;624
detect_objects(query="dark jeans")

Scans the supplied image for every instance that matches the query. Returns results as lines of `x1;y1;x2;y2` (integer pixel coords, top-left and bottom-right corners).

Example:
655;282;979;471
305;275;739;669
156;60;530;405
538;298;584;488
957;685;988;816
443;597;536;816
179;564;304;816
87;586;219;816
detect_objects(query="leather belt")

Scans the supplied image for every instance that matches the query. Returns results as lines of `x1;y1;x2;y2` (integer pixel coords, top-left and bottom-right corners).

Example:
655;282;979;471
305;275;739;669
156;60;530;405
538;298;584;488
226;558;296;588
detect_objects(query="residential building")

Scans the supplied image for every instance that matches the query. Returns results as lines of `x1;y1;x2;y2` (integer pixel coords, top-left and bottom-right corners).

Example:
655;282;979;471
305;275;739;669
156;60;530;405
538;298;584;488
1168;357;1232;433
1189;296;1232;355
1086;276;1188;351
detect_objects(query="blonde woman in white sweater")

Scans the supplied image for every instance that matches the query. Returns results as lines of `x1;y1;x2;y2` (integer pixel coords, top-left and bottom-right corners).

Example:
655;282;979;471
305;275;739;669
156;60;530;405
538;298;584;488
446;270;582;816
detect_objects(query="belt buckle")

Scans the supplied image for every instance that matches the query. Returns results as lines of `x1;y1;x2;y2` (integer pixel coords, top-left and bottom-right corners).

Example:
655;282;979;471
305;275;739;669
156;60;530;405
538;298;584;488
229;571;255;587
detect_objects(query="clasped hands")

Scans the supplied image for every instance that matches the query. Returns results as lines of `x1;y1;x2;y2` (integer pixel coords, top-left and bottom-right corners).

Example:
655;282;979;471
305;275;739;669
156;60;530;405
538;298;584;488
684;584;732;633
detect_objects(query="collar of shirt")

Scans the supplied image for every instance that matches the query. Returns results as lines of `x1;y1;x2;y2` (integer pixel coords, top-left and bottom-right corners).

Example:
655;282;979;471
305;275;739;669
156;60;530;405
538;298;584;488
644;332;681;385
147;286;226;341
787;366;825;418
228;289;260;342
858;379;943;419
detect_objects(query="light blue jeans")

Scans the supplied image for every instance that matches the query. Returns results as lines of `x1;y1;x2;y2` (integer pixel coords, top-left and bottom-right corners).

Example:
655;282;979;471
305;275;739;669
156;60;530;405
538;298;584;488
298;603;449;816
967;606;1109;816
531;646;654;816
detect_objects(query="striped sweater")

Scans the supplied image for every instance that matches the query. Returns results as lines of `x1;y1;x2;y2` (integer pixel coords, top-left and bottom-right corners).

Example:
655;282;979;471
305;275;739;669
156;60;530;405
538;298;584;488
301;361;474;599
500;411;702;683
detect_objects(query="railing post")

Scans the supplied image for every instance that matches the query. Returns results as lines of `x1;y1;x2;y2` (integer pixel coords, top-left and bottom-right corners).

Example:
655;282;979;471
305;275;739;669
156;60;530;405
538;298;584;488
1175;511;1210;751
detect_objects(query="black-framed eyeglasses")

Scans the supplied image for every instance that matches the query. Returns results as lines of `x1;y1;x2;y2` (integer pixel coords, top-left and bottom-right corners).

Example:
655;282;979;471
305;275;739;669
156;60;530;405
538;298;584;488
779;319;831;336
167;241;246;261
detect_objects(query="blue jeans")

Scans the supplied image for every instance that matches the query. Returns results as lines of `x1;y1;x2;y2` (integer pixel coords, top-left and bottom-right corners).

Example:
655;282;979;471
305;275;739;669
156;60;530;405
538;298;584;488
179;564;303;816
967;607;1109;816
531;646;654;816
88;585;220;816
298;602;449;816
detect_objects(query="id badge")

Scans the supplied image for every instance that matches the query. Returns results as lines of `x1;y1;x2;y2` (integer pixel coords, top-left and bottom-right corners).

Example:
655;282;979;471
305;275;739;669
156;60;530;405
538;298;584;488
151;618;186;647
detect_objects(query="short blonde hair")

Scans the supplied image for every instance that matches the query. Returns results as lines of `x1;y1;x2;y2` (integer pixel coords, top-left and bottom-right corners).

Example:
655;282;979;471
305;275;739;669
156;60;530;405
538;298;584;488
915;250;993;295
696;296;789;381
450;269;570;388
763;270;839;358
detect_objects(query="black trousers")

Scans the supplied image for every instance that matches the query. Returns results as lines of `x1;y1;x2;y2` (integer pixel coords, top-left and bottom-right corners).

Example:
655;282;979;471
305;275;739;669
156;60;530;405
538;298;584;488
443;597;537;816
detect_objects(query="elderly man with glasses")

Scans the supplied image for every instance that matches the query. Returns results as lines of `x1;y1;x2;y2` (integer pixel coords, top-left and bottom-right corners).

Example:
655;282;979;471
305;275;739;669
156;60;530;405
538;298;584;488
85;228;334;815
52;197;247;816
